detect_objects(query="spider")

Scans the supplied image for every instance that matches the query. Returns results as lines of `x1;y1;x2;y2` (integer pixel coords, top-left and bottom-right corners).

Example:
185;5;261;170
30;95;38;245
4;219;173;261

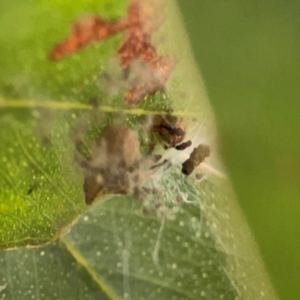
77;124;140;205
150;113;192;151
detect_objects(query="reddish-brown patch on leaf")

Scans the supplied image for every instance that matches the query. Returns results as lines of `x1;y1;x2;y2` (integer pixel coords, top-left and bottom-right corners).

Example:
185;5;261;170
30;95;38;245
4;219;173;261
117;33;157;68
49;17;127;60
49;0;176;106
118;1;176;105
124;85;147;106
124;56;176;106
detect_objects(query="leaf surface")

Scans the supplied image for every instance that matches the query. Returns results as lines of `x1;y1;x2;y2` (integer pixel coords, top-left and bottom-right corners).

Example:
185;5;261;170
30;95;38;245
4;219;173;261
0;0;131;248
0;0;277;299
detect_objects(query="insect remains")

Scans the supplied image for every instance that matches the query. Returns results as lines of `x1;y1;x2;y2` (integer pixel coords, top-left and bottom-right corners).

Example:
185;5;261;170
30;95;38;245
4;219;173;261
79;125;140;205
181;144;211;176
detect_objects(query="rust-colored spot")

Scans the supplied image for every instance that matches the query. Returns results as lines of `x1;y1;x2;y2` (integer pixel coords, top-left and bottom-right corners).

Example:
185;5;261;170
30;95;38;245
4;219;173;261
49;0;176;106
117;32;157;68
124;56;176;106
49;17;127;60
124;85;148;106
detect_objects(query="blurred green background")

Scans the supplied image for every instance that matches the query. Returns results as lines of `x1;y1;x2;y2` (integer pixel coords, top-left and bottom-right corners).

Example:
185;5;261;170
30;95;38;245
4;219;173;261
177;0;300;299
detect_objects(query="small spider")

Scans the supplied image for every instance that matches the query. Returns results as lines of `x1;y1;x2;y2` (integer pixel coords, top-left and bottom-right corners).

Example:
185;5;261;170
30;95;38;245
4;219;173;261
150;113;192;151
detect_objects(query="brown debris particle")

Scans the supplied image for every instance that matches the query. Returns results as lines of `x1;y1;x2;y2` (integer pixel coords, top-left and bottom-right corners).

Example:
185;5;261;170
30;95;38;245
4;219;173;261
182;144;211;176
175;140;192;151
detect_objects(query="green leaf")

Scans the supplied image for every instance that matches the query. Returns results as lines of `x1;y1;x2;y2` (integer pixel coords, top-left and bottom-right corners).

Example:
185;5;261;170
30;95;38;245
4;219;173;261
0;0;207;249
0;241;110;299
0;111;84;247
0;0;277;299
0;0;132;248
62;192;236;299
0;188;238;300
